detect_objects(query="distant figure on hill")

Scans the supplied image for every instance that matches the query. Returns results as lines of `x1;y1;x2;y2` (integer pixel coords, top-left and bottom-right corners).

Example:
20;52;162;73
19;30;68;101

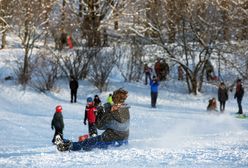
218;82;228;112
178;65;184;81
150;76;159;108
69;75;78;103
51;105;64;144
234;79;244;115
143;63;152;85
207;97;217;111
154;58;161;80
160;59;169;81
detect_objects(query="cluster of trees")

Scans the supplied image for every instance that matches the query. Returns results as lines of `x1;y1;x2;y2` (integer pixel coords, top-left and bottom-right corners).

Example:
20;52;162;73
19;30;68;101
0;0;248;94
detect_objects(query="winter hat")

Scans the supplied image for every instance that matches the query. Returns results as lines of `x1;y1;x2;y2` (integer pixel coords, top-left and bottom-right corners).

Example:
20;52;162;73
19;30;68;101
87;97;93;103
112;88;128;104
56;105;62;113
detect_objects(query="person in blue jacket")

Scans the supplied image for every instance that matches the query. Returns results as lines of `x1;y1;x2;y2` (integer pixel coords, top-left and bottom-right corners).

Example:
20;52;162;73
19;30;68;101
55;88;130;152
150;75;159;108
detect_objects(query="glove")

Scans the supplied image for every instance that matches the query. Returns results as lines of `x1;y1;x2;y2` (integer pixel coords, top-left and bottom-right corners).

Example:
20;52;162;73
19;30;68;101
51;126;54;130
84;121;86;125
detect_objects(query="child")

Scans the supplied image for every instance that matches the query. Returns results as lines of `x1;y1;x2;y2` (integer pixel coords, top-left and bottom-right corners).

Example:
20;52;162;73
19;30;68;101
94;95;102;107
207;98;217;111
107;93;113;104
51;105;64;144
84;97;98;137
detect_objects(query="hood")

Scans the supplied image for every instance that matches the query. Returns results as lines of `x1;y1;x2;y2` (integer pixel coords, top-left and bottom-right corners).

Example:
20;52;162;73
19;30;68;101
111;105;130;123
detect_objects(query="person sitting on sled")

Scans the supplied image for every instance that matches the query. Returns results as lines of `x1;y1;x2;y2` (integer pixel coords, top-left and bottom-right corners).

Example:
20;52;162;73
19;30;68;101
207;97;217;111
55;88;130;152
84;97;98;137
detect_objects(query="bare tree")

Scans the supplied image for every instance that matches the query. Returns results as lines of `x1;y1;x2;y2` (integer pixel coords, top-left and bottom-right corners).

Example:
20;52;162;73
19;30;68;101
30;50;59;92
124;0;232;94
49;45;100;80
11;0;48;85
89;46;119;92
0;0;14;49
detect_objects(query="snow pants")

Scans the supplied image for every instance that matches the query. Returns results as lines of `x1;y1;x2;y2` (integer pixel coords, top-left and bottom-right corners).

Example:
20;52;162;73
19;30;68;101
237;98;243;114
70;135;128;151
151;92;158;108
88;123;98;137
70;89;77;103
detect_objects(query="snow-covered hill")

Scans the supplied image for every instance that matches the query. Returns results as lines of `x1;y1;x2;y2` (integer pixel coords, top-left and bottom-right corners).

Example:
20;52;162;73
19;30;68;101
0;44;248;168
0;74;248;168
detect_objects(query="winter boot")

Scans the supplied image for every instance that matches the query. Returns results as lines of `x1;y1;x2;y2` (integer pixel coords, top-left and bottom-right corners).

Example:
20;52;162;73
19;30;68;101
54;135;63;145
57;141;72;152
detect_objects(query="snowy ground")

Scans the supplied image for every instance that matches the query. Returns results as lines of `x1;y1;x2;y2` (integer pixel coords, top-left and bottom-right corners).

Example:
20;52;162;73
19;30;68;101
0;77;248;168
0;47;248;168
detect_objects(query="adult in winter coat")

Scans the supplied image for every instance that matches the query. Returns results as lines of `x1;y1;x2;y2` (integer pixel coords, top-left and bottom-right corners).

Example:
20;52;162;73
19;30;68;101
69;75;78;103
218;82;228;112
84;97;98;137
154;59;161;80
178;65;184;81
51;105;64;144
150;76;159;108
143;63;152;85
234;79;244;114
56;88;130;152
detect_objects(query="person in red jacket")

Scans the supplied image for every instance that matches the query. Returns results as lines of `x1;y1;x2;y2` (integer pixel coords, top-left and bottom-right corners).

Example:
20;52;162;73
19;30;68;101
84;97;98;137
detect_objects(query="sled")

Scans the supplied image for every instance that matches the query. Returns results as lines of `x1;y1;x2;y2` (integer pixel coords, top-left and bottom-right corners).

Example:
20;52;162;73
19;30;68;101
235;114;248;119
78;134;89;142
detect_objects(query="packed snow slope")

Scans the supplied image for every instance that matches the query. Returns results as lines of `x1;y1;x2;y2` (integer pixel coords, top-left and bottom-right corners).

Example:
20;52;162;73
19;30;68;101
0;77;248;168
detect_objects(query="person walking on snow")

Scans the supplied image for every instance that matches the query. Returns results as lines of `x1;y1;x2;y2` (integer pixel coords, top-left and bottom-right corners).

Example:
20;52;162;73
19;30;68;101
234;79;244;114
55;88;130;152
51;105;64;144
218;82;228;112
143;63;152;85
69;75;78;103
150;76;159;108
84;97;98;137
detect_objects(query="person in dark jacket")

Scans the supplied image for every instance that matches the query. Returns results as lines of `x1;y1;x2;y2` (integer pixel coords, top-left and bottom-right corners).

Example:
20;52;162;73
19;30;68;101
69;75;78;103
218;82;228;112
93;95;102;107
234;79;244;114
150;76;159;108
143;63;152;85
51;105;64;144
55;88;130;152
84;97;98;137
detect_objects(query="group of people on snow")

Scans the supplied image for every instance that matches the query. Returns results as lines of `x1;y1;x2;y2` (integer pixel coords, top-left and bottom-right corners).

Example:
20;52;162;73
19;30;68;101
143;58;171;85
207;79;244;115
51;87;130;152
